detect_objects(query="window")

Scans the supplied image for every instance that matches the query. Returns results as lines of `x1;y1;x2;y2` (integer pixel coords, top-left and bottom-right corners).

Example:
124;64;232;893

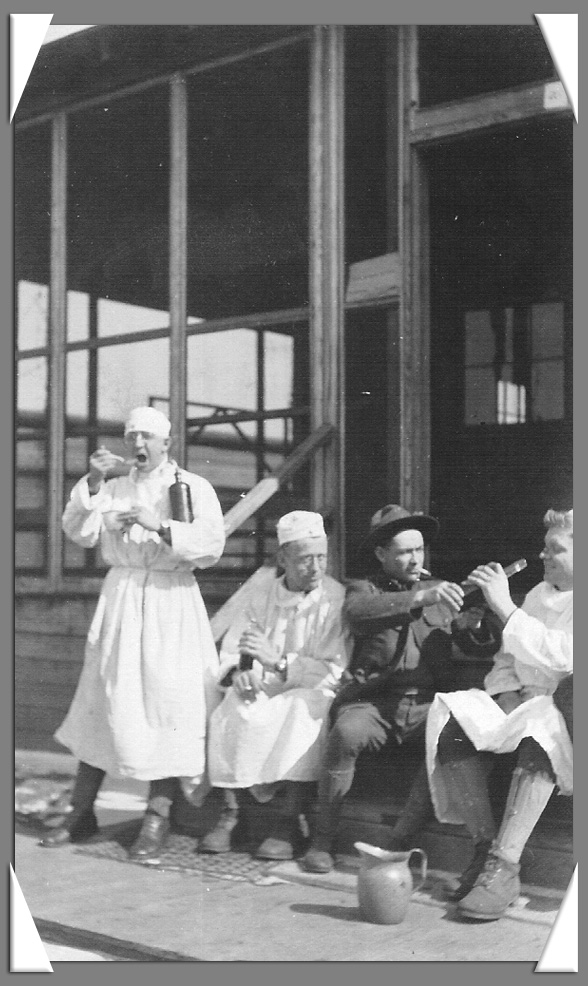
464;303;565;426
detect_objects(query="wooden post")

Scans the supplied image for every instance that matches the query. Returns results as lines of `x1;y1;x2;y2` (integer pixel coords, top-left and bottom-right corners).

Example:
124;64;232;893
397;26;431;514
169;74;188;466
48;113;67;589
309;25;345;577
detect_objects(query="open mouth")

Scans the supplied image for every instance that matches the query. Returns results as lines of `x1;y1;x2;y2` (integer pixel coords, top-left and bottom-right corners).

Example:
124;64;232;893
136;452;148;463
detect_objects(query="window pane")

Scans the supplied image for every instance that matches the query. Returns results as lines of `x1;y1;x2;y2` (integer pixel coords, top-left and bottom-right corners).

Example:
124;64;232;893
67;290;90;343
17;357;48;419
97;339;169;423
68;86;170;340
532;361;564;421
465;367;497;425
418;26;556;108
532;302;564;360
186;38;309;319
15;532;45;570
97;298;170;338
67;351;89;420
465;311;494;365
15;123;51;351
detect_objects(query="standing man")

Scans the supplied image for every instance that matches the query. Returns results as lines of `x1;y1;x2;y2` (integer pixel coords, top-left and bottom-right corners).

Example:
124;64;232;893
202;511;350;861
302;504;501;874
427;508;573;920
41;406;225;861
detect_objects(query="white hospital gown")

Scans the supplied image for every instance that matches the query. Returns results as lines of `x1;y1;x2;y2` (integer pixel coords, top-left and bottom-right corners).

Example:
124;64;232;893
55;459;225;782
207;573;350;790
426;581;573;824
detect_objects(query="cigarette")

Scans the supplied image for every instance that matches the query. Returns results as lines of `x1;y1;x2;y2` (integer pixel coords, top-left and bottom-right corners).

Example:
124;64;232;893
420;568;432;577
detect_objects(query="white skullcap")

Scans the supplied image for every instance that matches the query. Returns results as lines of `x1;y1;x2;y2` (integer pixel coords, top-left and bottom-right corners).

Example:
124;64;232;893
124;406;171;438
277;510;326;546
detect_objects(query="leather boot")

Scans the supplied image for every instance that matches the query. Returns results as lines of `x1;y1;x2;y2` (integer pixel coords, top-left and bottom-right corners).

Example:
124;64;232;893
457;848;521;920
40;809;99;848
255;782;305;860
199;808;240;853
128;812;170;861
445;839;493;902
301;768;355;873
199;789;242;854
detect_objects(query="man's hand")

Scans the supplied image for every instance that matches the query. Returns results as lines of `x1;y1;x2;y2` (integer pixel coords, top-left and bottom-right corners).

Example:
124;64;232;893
466;563;518;624
233;670;263;703
238;627;281;671
414;580;464;615
88;446;125;490
115;505;161;533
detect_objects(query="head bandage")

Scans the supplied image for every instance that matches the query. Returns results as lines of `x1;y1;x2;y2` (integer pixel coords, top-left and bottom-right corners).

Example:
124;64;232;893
124;406;171;438
277;511;326;546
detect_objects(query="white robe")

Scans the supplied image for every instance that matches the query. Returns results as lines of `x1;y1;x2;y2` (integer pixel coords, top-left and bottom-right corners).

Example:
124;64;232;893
54;459;225;782
426;582;573;824
207;573;351;790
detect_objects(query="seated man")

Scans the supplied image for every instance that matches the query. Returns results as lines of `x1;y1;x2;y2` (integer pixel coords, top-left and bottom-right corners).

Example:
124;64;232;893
427;508;573;920
202;510;351;860
302;504;501;874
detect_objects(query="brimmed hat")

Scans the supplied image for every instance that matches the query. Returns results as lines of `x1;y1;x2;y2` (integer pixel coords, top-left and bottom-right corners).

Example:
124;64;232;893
361;504;439;550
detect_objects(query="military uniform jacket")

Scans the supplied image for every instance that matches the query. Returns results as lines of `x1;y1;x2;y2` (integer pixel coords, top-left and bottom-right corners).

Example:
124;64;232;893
336;572;501;715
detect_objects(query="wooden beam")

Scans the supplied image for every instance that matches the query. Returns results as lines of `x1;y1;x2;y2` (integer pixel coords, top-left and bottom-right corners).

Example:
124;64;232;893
47;114;68;589
309;25;345;575
221;422;335;537
397;26;431;514
410;80;572;146
169;74;188;466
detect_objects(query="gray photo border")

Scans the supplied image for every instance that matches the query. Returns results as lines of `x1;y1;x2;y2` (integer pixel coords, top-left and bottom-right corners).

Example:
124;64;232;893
3;1;581;984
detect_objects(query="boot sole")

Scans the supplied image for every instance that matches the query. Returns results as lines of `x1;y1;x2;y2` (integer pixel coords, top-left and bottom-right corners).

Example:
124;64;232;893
457;898;519;921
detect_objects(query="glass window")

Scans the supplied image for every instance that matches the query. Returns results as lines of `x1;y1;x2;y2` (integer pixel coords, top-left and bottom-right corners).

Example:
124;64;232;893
96;338;169;423
464;303;565;426
345;27;389;265
418;26;557;108
186;38;309;319
15;123;51;351
67;86;170;340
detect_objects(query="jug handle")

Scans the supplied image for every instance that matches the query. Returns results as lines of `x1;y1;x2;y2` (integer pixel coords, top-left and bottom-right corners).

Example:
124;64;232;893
408;848;427;892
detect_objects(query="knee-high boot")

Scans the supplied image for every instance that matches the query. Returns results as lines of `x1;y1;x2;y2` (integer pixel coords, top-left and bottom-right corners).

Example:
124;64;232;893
301;767;356;873
255;781;306;861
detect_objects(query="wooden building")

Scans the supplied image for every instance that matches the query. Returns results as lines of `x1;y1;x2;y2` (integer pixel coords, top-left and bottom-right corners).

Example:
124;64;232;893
15;24;573;752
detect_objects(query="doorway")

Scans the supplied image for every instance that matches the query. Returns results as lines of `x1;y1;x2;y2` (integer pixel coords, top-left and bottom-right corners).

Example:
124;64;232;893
426;119;572;588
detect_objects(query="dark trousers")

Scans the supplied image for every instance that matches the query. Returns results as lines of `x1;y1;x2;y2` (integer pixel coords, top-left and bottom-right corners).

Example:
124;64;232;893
324;697;431;774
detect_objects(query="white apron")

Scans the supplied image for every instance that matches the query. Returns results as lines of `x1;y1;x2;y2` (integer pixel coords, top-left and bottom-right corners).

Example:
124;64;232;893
426;582;573;824
55;460;225;781
207;574;349;789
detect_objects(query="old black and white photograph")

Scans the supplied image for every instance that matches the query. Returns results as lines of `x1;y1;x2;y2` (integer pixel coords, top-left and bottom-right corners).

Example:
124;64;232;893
12;17;575;969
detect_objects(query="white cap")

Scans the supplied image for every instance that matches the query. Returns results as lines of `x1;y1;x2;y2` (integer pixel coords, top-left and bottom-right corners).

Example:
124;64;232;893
124;406;171;438
276;510;326;546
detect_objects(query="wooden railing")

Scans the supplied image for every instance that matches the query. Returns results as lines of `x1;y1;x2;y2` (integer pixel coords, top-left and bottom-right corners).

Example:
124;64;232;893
210;421;336;643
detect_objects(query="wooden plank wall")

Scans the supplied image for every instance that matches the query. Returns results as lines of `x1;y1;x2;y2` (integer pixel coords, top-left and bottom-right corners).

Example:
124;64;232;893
15;578;241;751
15;596;96;751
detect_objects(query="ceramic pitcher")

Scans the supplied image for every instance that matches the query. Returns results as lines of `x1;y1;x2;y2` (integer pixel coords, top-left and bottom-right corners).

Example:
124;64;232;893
354;842;428;925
